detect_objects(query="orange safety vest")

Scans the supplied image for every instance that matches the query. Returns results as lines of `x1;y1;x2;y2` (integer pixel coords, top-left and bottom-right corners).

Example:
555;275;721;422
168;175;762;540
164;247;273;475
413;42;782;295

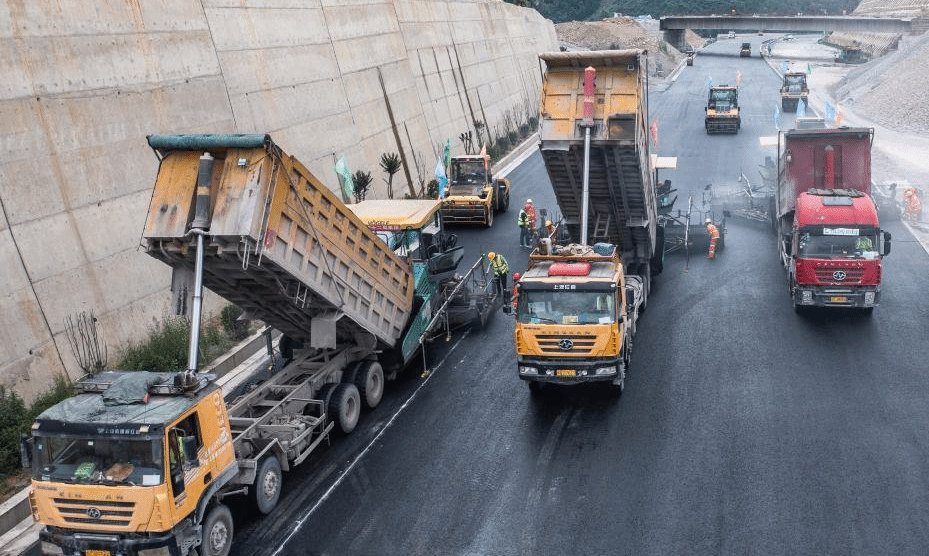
707;224;720;239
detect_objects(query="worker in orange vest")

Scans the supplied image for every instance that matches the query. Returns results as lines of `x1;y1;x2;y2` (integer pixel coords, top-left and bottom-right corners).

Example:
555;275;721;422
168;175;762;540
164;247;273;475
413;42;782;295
511;272;521;313
904;188;921;222
706;218;721;259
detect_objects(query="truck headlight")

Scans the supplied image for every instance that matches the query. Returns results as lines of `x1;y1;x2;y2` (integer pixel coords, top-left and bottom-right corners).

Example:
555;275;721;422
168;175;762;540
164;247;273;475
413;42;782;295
594;367;616;376
138;548;171;556
864;291;875;305
41;542;64;556
519;366;538;375
801;290;813;304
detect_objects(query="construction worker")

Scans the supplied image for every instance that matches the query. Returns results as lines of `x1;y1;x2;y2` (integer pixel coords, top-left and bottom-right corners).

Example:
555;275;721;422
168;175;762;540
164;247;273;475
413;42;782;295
524;199;537;231
904;188;921;222
488;252;509;297
545;220;557;239
517;206;531;247
706;218;721;259
511;272;521;312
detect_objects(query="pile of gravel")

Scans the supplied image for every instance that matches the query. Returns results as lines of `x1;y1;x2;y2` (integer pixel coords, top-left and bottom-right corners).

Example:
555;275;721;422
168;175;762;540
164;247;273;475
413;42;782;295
834;31;929;135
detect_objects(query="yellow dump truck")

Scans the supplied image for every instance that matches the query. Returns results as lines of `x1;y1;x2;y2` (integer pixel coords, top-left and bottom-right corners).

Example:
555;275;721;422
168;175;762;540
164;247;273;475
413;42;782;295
705;85;741;134
440;154;510;227
27;134;499;556
514;50;661;394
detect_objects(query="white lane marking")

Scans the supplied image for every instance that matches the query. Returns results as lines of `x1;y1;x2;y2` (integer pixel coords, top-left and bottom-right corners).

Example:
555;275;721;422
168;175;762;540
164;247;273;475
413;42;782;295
271;329;472;556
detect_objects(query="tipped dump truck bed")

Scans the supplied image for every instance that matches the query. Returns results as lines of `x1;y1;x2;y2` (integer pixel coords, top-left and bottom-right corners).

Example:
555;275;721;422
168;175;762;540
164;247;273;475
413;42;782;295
143;134;414;349
537;50;658;267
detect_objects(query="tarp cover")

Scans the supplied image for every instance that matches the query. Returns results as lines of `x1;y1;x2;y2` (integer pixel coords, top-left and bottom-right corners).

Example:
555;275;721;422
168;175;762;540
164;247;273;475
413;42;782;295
103;372;172;406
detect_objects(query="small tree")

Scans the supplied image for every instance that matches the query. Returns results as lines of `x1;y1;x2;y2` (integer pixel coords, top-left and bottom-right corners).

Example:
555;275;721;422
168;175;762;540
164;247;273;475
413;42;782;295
353;170;373;203
379;153;402;199
427;178;440;199
459;131;474;155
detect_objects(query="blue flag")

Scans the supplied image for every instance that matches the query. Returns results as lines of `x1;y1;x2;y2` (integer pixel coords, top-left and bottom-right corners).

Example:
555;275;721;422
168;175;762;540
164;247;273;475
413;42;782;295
781;61;789;74
797;98;807;118
774;104;781;131
435;158;447;198
706;76;713;88
824;102;836;123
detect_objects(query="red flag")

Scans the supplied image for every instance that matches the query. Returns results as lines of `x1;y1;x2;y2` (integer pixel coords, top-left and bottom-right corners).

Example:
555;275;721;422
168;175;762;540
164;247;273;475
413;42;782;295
479;144;488;172
649;121;658;150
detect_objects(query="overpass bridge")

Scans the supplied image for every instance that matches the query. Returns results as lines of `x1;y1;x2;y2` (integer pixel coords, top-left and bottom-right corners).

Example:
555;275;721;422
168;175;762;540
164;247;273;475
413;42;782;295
660;15;914;50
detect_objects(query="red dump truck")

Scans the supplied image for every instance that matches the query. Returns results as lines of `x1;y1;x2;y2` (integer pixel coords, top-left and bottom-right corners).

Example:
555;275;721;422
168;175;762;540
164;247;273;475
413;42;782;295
775;127;891;314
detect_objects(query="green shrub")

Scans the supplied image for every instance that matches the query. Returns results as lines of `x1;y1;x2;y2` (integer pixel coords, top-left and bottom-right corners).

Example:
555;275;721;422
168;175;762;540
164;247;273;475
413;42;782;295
427;178;440;199
519;123;530;137
0;387;27;475
529;116;539;130
118;317;191;371
508;130;519;144
496;135;510;153
487;142;501;162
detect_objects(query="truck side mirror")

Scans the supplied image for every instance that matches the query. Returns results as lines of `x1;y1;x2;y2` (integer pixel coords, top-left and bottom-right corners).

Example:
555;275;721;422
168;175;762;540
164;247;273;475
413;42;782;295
183;437;199;466
882;231;892;256
20;434;33;469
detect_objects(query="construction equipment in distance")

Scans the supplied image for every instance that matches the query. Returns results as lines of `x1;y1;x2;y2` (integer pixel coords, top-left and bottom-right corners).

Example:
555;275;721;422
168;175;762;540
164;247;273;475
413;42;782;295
440;154;510;227
740;42;752;57
780;72;809;112
705;85;741;134
27;134;499;556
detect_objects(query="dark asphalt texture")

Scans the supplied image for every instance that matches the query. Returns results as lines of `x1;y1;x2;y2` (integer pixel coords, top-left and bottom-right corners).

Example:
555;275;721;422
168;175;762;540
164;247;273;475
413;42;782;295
221;37;929;556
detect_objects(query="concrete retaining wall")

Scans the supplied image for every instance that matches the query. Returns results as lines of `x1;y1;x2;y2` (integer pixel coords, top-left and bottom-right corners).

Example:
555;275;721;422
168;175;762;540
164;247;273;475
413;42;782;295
0;0;557;401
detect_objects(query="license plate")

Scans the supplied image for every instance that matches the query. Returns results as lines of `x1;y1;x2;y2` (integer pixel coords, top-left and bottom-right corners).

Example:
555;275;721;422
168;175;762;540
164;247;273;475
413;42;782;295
86;551;110;556
830;296;848;303
556;369;576;377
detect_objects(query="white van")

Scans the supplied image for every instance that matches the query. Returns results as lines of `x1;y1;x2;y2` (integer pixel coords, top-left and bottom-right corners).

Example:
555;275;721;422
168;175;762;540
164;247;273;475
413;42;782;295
727;31;735;39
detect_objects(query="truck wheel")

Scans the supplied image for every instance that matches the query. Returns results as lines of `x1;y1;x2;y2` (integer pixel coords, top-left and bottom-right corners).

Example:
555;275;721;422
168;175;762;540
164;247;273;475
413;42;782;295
201;504;233;556
329;383;361;434
252;455;282;515
354;361;384;409
307;383;338;418
650;226;665;275
484;206;494;228
528;381;544;395
498;187;510;212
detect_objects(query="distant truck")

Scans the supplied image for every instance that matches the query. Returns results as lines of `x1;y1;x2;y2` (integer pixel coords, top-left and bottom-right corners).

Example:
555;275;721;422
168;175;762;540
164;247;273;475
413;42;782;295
514;50;663;394
440;154;510;227
740;42;751;57
27;134;499;556
775;128;891;314
705;85;740;134
780;72;809;112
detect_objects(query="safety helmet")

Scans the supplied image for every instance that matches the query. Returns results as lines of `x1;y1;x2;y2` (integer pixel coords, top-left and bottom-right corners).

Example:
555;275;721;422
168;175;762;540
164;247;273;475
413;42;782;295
904;189;914;197
526;198;533;204
546;220;553;227
513;272;522;280
488;252;496;260
705;218;713;224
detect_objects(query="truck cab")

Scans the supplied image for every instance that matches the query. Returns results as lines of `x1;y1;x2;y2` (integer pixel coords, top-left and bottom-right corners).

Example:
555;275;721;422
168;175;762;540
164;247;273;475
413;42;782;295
440;155;510;227
740;42;751;57
30;371;238;556
514;245;635;394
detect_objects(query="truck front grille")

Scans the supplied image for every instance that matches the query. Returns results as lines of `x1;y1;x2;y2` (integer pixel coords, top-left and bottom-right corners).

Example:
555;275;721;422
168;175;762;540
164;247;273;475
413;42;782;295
814;267;864;284
53;498;135;527
535;334;598;355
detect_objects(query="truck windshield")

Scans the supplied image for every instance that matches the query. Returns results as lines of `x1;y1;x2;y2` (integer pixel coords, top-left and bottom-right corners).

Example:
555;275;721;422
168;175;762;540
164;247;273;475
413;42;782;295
798;230;879;259
450;160;486;185
32;435;164;486
517;290;615;325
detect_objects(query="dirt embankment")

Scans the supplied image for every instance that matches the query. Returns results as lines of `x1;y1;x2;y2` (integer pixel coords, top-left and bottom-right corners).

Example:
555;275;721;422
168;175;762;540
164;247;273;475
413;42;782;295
555;17;704;77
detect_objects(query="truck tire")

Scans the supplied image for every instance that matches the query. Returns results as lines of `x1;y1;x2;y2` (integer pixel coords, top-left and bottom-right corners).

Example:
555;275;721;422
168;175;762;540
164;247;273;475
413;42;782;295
497;185;510;212
307;383;338;418
484;206;494;228
201;504;233;556
354;361;384;409
252;455;282;515
650;226;665;275
329;383;361;434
